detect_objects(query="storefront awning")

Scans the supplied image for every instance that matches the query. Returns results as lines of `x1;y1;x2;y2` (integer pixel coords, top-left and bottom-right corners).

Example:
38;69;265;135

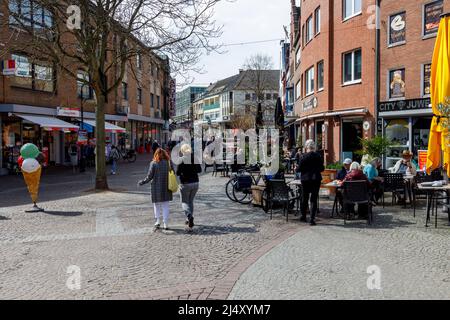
15;114;79;131
82;120;126;133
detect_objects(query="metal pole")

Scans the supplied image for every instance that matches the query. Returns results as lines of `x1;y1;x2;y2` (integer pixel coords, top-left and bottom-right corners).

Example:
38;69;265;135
79;84;86;172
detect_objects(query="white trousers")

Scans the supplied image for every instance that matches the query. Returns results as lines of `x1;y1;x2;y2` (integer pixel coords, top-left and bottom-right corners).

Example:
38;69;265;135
154;202;170;224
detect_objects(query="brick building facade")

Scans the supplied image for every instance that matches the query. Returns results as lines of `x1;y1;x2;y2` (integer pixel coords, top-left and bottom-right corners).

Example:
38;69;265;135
378;0;449;169
289;0;448;167
0;0;170;174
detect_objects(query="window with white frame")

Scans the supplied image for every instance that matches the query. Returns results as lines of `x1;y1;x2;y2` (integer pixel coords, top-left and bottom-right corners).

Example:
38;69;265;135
306;67;315;95
343;49;362;84
296;80;301;100
317;61;324;90
315;7;321;34
343;0;362;20
296;48;301;66
306;16;313;43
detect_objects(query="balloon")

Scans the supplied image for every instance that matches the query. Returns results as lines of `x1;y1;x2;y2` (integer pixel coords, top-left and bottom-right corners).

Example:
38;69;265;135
36;153;45;164
21;158;40;173
18;156;24;168
20;143;40;159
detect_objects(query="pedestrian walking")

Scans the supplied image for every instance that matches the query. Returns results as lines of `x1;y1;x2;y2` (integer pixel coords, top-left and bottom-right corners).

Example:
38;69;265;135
138;148;173;230
110;145;120;175
296;139;324;226
152;140;160;154
176;144;202;232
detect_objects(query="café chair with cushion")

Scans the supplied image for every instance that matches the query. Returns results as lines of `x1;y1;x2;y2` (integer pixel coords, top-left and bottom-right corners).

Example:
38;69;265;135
342;180;373;225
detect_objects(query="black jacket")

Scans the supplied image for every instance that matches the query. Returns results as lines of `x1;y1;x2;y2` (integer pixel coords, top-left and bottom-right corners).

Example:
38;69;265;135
176;161;202;184
296;151;324;182
336;167;348;181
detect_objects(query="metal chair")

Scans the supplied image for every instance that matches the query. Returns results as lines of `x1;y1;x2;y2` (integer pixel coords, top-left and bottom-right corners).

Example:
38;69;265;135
381;173;406;207
412;174;434;217
342;180;373;225
265;179;299;222
212;163;226;177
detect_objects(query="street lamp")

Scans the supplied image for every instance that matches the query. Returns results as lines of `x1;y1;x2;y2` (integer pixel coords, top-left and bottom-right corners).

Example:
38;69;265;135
79;83;87;172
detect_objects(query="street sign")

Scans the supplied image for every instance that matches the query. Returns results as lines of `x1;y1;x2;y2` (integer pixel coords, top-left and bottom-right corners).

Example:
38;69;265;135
2;60;16;76
57;107;81;117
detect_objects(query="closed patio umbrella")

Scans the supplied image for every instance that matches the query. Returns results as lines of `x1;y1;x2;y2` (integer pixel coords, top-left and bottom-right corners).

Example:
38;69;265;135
427;14;450;176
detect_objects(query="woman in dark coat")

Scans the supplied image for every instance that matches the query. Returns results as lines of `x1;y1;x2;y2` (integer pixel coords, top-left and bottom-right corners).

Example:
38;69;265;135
296;139;324;226
139;148;173;230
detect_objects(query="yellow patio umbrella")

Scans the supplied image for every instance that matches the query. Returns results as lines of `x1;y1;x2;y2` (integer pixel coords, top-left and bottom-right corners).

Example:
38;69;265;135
426;14;450;177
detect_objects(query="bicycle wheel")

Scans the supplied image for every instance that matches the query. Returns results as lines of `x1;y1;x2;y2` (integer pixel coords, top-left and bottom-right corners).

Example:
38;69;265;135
233;185;252;204
226;179;238;202
127;153;137;163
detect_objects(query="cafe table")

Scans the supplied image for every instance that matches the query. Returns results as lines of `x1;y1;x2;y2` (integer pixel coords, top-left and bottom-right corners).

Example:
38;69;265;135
417;183;450;228
324;181;343;218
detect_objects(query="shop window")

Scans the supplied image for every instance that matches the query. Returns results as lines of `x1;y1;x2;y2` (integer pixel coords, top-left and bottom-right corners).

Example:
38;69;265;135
423;64;431;97
343;49;362;84
423;0;443;37
388;12;406;46
385;119;409;168
412;118;431;165
11;54;54;92
389;68;406;99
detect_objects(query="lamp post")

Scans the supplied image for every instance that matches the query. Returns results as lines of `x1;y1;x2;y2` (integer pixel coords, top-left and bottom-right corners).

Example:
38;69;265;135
79;83;87;172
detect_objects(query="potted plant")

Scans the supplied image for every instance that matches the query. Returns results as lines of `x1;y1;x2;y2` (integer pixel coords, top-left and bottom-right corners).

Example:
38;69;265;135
356;135;393;166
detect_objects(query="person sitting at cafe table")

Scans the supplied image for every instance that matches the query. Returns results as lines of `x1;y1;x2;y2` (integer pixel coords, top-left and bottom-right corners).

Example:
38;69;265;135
392;150;418;176
337;158;353;181
363;157;384;205
343;162;369;218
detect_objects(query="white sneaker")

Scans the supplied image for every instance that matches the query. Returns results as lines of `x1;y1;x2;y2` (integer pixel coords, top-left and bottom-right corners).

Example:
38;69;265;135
154;221;161;228
163;223;169;230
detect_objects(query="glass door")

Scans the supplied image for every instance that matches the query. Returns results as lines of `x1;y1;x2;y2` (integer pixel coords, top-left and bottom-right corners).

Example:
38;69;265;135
385;118;409;169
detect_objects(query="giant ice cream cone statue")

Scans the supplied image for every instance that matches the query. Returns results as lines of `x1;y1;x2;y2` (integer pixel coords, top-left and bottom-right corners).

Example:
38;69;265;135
22;166;42;203
20;144;44;212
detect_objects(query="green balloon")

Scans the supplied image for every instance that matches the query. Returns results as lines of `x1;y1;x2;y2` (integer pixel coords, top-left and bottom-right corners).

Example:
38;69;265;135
20;143;40;159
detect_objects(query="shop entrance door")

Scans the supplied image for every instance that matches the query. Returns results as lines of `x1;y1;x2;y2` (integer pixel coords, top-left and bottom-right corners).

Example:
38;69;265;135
342;119;363;163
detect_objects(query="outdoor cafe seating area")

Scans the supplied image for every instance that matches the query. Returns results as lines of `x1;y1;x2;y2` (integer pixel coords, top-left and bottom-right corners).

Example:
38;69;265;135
224;163;450;229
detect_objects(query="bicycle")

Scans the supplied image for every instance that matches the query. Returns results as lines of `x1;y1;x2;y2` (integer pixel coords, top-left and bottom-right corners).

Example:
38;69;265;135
225;165;264;204
118;148;137;163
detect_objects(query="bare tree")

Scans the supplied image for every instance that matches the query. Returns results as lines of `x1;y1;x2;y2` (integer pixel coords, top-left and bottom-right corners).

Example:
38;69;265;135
239;54;278;128
1;0;223;190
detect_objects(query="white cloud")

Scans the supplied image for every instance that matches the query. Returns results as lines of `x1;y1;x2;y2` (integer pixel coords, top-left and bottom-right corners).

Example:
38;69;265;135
179;0;290;88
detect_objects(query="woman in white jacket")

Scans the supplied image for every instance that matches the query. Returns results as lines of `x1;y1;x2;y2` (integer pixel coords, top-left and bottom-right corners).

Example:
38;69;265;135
392;150;418;175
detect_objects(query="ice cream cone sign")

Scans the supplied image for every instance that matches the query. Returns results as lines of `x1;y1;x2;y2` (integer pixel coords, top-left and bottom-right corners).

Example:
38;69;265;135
20;144;44;212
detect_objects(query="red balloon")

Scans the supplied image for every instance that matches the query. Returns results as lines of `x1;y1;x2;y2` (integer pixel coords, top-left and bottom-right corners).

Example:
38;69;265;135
18;156;24;168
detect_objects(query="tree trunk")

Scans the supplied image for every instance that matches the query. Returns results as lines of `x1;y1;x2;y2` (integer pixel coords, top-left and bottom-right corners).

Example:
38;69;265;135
95;93;109;190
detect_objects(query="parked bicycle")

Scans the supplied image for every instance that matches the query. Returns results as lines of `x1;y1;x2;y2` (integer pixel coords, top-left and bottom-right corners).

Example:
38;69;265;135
118;148;137;163
225;165;264;204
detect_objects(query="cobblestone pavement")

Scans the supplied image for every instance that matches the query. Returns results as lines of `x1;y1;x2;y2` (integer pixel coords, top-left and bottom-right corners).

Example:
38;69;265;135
229;206;450;300
0;156;449;300
0;156;297;299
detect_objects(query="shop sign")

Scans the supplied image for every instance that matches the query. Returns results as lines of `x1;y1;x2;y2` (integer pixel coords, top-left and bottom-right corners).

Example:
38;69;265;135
57;107;81;118
418;150;428;172
303;96;318;110
377;98;431;113
2;60;16;76
389;12;406;45
424;0;443;36
77;130;88;145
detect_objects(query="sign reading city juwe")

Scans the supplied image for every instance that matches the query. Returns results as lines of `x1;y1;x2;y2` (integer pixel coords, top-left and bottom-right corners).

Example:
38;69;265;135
378;98;431;113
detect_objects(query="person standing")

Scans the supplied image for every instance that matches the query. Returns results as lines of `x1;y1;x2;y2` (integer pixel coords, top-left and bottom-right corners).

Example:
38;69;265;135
176;144;202;231
138;148;173;230
109;145;120;175
296;140;324;226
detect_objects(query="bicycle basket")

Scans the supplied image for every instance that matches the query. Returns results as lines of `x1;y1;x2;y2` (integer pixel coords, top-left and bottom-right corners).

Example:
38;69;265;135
236;175;253;191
